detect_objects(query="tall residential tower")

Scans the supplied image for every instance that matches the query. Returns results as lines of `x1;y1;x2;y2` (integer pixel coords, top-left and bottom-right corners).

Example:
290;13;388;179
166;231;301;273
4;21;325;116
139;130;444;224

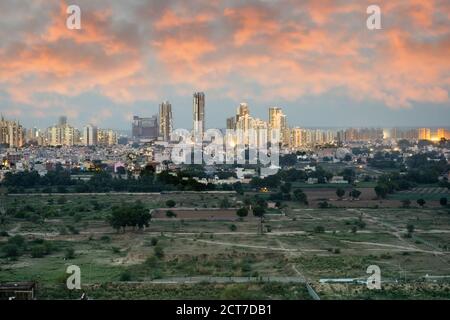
159;101;173;141
193;92;205;141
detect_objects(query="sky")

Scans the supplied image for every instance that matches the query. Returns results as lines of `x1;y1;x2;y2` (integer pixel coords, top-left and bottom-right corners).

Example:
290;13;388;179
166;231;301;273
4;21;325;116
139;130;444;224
0;0;449;130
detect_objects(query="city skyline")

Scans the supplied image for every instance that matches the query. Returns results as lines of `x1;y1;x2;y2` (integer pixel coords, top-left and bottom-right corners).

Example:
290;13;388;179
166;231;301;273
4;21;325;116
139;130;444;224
0;1;449;130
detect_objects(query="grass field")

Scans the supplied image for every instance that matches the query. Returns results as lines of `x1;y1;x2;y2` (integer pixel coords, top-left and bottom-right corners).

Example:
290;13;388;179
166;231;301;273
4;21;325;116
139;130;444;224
0;193;449;299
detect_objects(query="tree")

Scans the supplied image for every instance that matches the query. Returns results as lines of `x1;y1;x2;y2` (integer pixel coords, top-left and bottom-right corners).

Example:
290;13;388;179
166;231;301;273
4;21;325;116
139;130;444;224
336;188;345;200
314;225;325;233
252;206;265;218
349;189;362;200
2;244;19;258
440;197;448;207
166;210;177;218
280;183;292;194
166;200;176;208
417;199;426;207
407;224;415;234
374;184;389;199
154;246;164;259
293;189;308;205
65;247;75;259
236;207;248;218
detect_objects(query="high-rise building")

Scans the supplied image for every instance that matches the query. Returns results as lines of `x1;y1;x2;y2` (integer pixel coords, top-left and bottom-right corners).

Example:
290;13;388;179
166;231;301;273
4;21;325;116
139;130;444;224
269;107;287;145
193;92;205;141
0;116;25;148
159;101;173;141
291;127;303;148
98;129;118;146
132;115;159;140
83;124;98;146
47;117;78;146
226;116;236;130
418;128;431;140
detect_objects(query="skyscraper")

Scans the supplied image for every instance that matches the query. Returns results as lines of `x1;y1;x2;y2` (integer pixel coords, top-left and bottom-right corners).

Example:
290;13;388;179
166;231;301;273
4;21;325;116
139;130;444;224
418;128;431;140
193;92;205;141
83;124;98;146
0;116;25;148
159;101;173;141
269;107;288;145
132;115;159;140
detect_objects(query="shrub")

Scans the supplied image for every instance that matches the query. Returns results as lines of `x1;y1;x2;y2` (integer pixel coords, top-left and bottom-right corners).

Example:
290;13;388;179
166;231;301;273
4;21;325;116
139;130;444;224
31;245;46;258
166;210;177;218
119;271;132;282
314;225;325;233
8;235;26;247
2;244;19;258
318;201;329;209
154;246;164;259
65;247;75;259
229;224;237;232
150;237;158;246
100;235;111;243
236;207;248;218
417;199;426;207
166;200;176;208
0;231;9;237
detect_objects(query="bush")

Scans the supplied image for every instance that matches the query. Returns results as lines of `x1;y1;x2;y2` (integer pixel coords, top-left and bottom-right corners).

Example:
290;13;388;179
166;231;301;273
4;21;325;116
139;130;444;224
166;210;177;218
31;245;46;258
417;199;426;207
2;244;19;258
166;200;176;208
154;246;164;259
318;201;329;209
119;271;132;282
236;207;248;218
0;231;9;237
229;224;237;232
100;235;111;243
150;238;158;246
65;247;75;259
440;197;448;207
111;247;121;254
8;235;26;247
314;226;325;233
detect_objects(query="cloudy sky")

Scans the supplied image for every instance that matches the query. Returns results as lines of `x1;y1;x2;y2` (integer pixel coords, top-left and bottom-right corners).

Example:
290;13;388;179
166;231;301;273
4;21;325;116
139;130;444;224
0;0;449;130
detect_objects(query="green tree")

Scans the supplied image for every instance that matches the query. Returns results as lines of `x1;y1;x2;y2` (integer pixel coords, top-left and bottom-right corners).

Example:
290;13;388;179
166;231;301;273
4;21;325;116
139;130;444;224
336;188;345;200
417;199;426;207
293;189;308;205
374;184;389;199
349;189;362;200
440;197;448;207
2;244;19;258
65;247;75;259
407;224;415;234
166;210;177;218
236;207;248;218
166;200;176;208
252;206;265;218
